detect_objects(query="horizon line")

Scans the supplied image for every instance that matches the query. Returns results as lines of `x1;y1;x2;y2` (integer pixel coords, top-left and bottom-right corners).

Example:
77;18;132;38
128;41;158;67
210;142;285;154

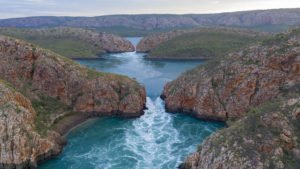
1;7;299;20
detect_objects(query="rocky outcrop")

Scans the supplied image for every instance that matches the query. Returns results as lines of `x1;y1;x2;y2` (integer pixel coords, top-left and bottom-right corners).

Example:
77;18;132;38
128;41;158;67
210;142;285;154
0;35;146;118
0;79;65;169
180;95;300;169
162;29;300;121
95;31;134;53
161;28;300;169
0;8;299;31
0;27;135;54
0;35;146;168
136;30;189;52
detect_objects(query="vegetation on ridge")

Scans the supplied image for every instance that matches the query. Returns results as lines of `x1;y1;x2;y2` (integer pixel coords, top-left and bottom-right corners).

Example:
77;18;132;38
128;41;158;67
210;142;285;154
0;27;134;58
148;28;268;59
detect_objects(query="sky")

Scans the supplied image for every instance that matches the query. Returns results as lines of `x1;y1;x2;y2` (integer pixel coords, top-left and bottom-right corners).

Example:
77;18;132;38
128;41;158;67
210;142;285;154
0;0;300;19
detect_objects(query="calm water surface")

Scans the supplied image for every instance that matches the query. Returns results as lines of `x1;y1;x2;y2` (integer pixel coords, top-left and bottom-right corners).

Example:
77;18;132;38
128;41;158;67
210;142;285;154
40;38;224;169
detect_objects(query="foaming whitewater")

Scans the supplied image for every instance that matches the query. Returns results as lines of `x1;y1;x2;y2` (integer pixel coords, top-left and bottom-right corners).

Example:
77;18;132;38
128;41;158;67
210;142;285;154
125;97;181;169
40;37;224;169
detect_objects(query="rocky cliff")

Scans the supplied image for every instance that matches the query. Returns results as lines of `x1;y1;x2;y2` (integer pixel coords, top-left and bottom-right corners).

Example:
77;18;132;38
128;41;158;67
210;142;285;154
162;29;300;121
180;94;300;169
0;8;299;32
0;35;145;117
161;29;300;168
0;27;134;58
0;79;65;169
136;30;188;52
0;36;146;168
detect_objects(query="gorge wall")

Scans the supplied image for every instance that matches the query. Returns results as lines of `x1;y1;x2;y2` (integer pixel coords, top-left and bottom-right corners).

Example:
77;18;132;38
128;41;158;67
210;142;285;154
0;80;65;169
161;29;300;168
0;36;146;169
180;95;300;169
162;29;300;121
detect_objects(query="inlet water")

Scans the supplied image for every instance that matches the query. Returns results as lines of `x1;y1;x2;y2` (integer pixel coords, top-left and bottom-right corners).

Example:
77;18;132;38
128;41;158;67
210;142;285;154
40;38;224;169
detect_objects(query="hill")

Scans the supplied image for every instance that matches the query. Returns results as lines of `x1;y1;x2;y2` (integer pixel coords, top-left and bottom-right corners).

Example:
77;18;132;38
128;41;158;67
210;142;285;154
0;27;134;58
0;8;299;36
137;28;267;59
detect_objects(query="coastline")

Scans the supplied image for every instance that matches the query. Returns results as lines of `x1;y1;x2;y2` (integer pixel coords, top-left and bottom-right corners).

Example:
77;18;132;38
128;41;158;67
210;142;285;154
52;109;146;137
137;52;211;61
72;57;105;60
70;50;137;60
52;113;95;136
36;109;146;167
144;56;210;61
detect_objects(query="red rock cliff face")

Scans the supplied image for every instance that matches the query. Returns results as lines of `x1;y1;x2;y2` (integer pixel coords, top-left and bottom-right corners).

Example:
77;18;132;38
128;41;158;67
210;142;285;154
176;29;300;169
0;36;146;117
162;29;300;121
0;80;65;169
180;96;300;169
0;36;146;169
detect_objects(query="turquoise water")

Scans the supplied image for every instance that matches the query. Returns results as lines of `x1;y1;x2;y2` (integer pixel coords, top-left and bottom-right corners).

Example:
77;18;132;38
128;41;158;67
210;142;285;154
40;38;224;169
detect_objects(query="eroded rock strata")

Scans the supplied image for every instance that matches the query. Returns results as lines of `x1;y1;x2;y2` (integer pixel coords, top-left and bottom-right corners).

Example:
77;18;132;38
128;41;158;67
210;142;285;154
0;80;65;169
162;29;300;121
162;29;300;168
0;36;146;168
0;36;145;117
180;95;300;169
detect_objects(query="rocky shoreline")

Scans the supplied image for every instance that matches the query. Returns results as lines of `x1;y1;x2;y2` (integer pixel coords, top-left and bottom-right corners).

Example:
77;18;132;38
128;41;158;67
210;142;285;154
162;29;300;168
53;105;146;136
0;80;66;169
144;56;210;61
162;29;300;122
0;36;146;169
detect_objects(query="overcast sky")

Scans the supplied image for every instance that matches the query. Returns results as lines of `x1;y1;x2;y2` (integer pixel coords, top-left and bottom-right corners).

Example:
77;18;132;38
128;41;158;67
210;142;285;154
0;0;300;19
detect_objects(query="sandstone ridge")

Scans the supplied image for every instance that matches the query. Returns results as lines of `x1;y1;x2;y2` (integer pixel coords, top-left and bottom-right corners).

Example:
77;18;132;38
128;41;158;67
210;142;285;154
0;36;146;169
161;29;300;169
162;29;300;121
180;94;300;169
0;80;65;169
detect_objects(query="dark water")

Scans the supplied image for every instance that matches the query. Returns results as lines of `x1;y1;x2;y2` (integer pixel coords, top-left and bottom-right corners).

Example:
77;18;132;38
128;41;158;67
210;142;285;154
40;38;224;169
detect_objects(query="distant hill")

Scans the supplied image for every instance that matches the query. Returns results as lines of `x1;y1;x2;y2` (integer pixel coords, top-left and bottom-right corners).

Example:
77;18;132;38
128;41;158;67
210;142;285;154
0;27;134;58
0;8;300;36
137;28;268;59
